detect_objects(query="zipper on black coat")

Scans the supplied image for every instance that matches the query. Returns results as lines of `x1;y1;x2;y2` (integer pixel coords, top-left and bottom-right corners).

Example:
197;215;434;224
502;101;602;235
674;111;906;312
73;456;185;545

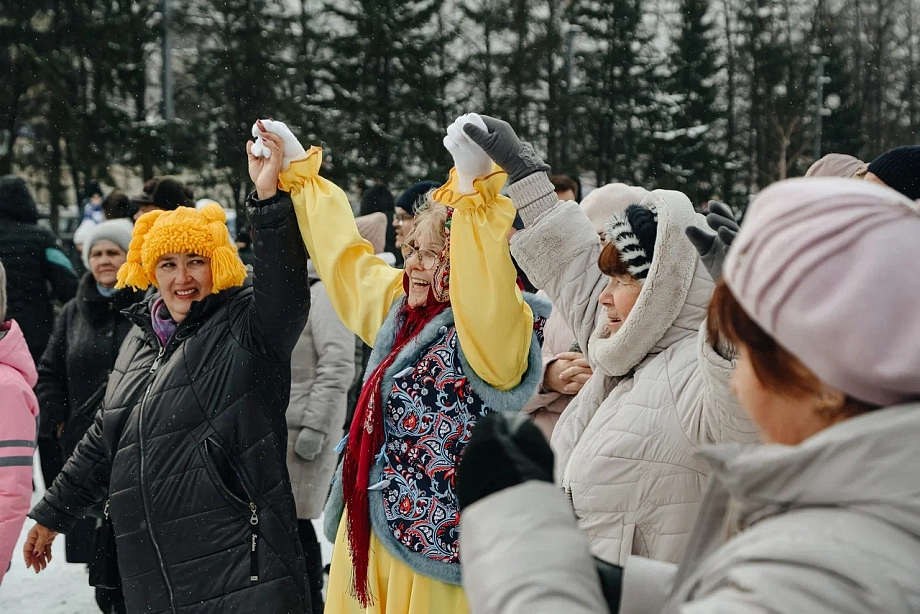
137;344;180;614
249;502;259;582
205;435;260;583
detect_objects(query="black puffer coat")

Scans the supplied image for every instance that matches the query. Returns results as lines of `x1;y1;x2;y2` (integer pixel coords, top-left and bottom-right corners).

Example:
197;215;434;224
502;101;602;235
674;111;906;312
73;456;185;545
35;273;145;455
30;192;312;614
0;175;79;361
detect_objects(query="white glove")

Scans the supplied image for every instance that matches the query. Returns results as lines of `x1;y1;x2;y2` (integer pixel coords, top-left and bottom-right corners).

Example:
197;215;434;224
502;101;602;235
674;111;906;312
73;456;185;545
250;119;308;171
443;113;493;193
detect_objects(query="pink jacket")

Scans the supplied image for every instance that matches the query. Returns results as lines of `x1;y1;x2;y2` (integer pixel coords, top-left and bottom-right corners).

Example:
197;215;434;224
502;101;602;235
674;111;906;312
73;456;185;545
0;320;39;584
521;293;576;440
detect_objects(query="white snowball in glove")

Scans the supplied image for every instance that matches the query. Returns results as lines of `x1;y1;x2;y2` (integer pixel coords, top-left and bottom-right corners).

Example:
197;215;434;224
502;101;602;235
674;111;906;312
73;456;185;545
250;119;308;171
444;113;493;193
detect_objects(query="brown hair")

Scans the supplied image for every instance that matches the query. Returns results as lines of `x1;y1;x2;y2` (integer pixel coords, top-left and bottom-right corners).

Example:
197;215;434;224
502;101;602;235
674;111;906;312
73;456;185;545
551;175;578;195
598;241;632;277
708;281;877;414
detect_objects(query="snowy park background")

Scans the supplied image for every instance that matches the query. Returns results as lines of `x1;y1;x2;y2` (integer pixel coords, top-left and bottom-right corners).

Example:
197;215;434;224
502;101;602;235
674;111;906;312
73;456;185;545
4;0;919;227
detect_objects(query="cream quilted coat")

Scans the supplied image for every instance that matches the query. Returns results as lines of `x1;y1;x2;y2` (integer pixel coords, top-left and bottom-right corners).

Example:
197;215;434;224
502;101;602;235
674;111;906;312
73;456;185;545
508;174;759;565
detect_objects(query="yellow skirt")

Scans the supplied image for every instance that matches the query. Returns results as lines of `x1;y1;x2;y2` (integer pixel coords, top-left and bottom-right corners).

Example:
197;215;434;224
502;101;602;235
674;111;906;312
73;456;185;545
324;514;469;614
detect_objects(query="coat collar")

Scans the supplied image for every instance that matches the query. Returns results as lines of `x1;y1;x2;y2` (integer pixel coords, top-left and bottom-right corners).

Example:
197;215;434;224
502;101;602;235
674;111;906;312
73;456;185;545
123;280;248;348
76;273;144;325
700;403;920;537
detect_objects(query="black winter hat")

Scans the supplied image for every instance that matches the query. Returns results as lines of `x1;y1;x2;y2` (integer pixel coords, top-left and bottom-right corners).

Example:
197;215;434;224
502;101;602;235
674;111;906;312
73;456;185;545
867;146;920;201
0;175;39;224
395;180;440;213
84;181;103;199
151;178;193;211
359;183;395;217
605;203;659;280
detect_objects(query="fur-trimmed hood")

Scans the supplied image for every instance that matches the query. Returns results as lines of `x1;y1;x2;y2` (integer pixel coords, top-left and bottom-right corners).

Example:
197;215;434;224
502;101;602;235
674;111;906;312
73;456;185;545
589;190;712;377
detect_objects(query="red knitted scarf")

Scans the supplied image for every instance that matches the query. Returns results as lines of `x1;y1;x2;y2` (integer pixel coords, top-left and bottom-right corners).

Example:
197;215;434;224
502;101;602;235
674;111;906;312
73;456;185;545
341;277;448;607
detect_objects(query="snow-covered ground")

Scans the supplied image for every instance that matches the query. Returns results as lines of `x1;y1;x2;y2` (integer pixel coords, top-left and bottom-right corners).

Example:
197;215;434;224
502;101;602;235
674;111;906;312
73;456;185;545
0;464;333;612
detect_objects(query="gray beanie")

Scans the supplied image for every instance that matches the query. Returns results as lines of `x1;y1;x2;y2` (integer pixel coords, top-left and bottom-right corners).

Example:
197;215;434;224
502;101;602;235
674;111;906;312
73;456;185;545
0;258;6;322
82;219;134;269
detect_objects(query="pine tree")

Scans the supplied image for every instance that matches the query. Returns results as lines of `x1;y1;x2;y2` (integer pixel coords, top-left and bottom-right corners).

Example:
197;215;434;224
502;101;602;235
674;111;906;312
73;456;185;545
175;0;291;209
809;1;864;160
571;0;662;187
323;0;445;187
533;0;572;170
655;0;722;205
457;0;512;116
276;0;328;152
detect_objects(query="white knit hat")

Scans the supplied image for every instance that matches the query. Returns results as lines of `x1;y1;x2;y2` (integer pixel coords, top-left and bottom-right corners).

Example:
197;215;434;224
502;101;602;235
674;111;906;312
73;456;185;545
580;182;650;234
82;219;135;270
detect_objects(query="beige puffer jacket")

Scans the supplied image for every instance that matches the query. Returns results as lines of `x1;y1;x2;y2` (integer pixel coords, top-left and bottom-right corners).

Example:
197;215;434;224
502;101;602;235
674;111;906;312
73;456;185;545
508;173;758;565
285;266;356;520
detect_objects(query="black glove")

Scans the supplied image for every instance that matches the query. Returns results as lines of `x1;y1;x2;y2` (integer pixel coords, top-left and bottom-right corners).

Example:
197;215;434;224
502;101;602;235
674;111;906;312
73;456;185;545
685;200;740;282
462;115;551;185
594;557;624;614
457;413;554;511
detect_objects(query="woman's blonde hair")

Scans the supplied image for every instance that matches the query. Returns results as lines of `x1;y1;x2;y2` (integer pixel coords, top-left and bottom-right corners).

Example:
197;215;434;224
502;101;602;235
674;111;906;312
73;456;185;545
403;195;448;251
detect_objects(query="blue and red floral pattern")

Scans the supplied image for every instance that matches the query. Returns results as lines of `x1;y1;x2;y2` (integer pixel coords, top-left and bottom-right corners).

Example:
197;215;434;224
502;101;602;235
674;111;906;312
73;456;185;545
381;319;545;562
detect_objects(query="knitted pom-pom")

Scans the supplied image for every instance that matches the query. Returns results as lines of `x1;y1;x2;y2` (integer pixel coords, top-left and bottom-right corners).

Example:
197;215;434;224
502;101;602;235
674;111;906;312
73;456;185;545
209;244;247;292
208;219;228;245
116;260;151;290
199;203;227;225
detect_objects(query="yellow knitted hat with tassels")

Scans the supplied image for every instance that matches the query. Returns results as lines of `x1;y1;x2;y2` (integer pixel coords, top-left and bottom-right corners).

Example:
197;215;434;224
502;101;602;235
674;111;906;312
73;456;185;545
115;204;247;292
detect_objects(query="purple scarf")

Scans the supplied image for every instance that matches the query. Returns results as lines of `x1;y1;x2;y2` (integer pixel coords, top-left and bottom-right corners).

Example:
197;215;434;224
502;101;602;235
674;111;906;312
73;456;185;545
151;298;177;347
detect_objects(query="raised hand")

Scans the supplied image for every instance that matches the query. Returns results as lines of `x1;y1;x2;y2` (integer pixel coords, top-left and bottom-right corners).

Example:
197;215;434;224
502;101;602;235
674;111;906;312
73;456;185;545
247;121;284;200
443;113;493;193
685;200;741;282
249;119;308;172
462;115;550;184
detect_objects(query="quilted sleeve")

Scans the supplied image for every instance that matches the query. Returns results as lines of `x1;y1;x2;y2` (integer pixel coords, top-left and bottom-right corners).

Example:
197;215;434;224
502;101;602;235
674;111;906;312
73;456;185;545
508;175;607;370
462;481;608;614
667;325;759;446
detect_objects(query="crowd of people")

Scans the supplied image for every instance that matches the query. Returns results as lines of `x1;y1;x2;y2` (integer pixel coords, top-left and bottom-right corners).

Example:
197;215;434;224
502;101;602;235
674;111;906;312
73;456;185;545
0;107;917;614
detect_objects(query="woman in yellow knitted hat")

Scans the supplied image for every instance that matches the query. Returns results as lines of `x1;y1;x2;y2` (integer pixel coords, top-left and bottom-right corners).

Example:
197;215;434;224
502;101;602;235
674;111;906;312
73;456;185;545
250;115;550;614
25;130;316;613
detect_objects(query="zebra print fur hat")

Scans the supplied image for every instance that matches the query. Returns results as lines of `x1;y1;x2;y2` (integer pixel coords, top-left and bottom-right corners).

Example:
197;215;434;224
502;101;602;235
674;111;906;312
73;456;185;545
604;203;659;280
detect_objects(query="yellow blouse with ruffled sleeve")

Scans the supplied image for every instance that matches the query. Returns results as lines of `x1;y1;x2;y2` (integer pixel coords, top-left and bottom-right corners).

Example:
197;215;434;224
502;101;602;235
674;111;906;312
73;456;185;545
281;146;533;391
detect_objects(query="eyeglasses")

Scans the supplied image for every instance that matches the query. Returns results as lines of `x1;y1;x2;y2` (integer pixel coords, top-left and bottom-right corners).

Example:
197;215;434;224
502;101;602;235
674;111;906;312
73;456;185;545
401;245;440;270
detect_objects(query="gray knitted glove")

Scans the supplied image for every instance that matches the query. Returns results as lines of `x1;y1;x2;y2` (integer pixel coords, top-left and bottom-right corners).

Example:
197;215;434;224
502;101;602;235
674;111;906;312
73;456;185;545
294;427;325;462
685;200;740;282
462;115;550;185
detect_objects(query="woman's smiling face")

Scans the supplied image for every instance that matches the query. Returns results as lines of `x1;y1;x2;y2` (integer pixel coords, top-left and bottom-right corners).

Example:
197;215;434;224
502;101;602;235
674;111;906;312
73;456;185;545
597;274;642;336
400;205;447;308
154;253;214;322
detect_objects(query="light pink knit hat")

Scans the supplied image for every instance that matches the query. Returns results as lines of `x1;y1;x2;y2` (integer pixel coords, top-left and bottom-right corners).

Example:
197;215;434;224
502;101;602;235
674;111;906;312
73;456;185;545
580;182;650;233
724;178;920;406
